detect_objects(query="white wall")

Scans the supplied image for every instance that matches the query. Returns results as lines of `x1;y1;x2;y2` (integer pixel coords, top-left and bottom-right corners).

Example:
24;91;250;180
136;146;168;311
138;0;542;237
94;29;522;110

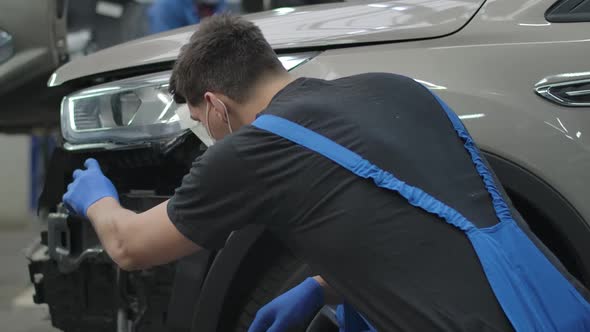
0;134;30;227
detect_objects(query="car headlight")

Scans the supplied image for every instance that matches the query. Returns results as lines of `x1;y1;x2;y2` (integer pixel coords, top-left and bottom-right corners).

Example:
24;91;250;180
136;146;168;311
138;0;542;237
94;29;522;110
61;52;318;150
61;71;181;149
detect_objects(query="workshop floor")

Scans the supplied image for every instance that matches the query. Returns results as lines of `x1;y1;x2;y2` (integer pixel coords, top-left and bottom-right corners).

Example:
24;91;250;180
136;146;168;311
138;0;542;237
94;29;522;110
0;225;59;332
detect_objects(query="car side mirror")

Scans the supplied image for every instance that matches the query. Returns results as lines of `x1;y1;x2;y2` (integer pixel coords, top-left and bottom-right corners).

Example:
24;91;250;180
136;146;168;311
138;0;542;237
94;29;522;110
0;30;14;65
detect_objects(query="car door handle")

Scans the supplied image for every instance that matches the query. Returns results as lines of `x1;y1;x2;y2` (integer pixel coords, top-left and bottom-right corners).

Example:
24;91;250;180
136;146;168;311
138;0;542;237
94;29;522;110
535;73;590;107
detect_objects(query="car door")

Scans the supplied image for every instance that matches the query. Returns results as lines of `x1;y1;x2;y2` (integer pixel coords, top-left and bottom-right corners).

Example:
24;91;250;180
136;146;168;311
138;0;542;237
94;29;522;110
0;0;68;132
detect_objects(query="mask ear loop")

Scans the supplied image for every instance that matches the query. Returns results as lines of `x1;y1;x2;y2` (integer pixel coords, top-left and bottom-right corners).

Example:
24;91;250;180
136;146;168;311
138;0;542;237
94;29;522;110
205;102;215;138
217;100;233;134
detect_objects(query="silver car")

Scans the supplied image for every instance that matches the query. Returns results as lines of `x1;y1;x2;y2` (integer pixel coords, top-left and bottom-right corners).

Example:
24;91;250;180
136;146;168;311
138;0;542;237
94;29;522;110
2;0;589;330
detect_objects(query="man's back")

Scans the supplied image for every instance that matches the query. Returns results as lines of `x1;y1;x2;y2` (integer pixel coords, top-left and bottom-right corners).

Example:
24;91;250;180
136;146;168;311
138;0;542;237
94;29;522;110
231;73;516;331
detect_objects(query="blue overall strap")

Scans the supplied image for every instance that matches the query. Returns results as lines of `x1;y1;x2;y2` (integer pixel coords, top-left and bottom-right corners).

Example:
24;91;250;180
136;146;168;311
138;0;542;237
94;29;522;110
252;114;476;233
430;93;514;225
336;303;376;332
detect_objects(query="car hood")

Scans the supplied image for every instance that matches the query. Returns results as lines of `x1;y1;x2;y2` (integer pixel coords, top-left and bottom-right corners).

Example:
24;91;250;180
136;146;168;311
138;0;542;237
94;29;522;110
49;0;484;86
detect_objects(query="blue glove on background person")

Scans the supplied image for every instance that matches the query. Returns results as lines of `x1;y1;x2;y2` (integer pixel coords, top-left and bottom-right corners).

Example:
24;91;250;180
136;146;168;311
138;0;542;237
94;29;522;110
63;158;119;218
248;277;324;332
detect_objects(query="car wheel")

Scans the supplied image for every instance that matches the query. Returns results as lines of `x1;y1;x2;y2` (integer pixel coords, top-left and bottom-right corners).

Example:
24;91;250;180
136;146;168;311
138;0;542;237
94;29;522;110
218;234;338;332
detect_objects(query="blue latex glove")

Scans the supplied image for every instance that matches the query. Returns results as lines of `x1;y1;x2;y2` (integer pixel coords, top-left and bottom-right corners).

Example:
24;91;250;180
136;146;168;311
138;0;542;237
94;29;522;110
62;158;119;218
248;277;324;332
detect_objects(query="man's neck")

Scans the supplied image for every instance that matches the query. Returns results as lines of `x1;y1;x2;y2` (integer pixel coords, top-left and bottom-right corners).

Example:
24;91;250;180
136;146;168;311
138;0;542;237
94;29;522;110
239;74;296;124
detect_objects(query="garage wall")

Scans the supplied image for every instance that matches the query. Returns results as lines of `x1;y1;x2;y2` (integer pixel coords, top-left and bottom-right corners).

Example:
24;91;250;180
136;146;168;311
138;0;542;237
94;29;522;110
0;134;30;227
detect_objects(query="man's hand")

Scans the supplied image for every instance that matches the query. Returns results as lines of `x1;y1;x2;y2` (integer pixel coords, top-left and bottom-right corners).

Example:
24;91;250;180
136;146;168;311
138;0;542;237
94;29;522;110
248;277;324;332
63;158;118;217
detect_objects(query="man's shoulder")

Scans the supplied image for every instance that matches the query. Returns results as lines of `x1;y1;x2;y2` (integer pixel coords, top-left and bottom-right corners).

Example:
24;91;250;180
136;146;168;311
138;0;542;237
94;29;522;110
214;126;269;157
196;133;243;168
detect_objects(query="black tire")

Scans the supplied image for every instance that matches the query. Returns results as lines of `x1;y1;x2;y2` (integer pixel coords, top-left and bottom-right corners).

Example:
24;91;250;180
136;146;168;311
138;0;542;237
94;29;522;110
236;255;312;331
218;234;314;332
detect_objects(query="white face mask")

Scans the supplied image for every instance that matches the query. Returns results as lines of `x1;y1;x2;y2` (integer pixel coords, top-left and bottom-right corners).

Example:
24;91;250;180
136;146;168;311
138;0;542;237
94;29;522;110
193;121;217;147
175;105;216;147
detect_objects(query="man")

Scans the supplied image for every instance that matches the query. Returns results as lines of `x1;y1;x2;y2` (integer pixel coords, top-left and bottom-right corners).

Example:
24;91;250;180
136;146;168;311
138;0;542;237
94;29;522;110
64;15;590;331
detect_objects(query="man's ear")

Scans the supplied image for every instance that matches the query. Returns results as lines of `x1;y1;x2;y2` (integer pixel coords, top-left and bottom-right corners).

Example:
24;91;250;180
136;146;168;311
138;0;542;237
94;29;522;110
213;99;228;121
203;92;214;109
202;92;217;119
204;92;230;123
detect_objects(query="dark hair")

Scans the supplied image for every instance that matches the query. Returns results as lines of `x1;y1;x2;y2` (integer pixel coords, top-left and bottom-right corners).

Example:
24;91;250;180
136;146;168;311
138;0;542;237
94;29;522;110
170;14;286;106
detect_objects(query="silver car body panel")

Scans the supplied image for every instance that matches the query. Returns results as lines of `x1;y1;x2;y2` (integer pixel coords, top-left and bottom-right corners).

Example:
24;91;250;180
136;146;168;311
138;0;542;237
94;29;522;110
48;0;484;86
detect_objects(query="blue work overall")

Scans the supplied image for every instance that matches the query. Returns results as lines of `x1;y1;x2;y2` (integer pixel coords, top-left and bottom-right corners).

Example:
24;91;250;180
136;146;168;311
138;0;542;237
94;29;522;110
252;93;590;331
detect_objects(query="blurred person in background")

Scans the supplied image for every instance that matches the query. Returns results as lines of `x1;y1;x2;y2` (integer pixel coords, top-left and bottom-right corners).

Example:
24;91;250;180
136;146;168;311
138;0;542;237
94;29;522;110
148;0;227;33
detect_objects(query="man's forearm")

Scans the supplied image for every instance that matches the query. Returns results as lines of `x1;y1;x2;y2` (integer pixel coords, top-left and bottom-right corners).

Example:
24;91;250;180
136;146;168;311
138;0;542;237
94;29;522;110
313;275;344;305
87;197;139;270
86;197;202;271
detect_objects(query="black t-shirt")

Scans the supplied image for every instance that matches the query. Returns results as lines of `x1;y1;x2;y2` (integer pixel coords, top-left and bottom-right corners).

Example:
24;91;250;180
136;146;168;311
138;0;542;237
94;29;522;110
168;73;517;331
